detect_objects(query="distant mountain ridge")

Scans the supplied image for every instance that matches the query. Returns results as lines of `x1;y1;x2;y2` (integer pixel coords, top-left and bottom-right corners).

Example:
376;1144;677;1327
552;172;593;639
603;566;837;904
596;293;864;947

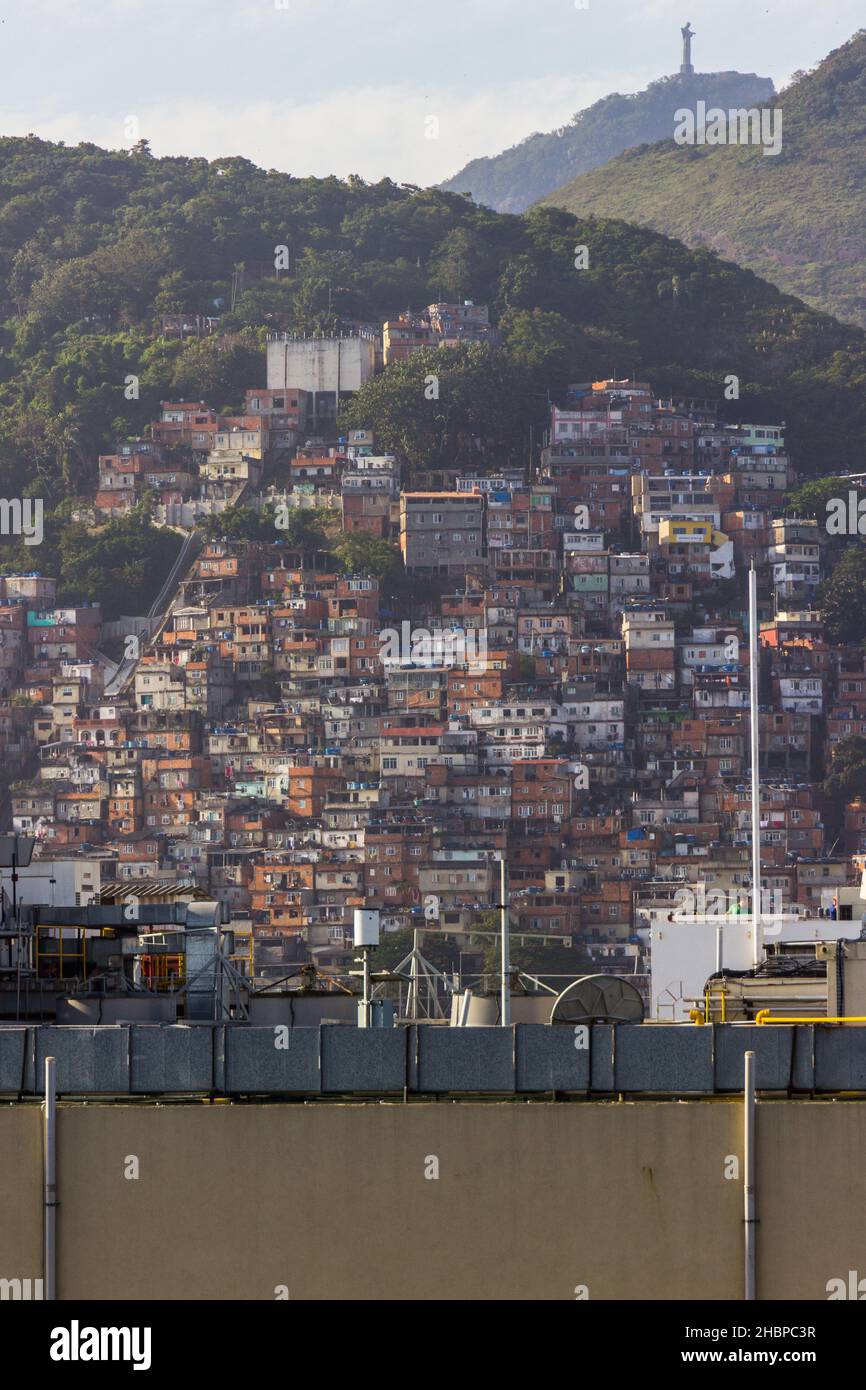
541;31;866;329
439;70;775;213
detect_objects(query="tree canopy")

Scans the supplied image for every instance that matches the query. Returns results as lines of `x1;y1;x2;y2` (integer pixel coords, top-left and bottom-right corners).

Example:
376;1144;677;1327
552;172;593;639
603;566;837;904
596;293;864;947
818;546;866;644
1;136;866;512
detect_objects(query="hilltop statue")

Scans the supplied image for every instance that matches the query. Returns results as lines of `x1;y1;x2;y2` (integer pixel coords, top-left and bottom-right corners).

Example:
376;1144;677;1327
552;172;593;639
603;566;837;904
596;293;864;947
680;22;695;75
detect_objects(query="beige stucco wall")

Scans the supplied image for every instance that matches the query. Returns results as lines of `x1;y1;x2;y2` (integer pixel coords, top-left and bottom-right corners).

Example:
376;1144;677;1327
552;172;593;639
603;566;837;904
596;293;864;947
0;1108;42;1290
0;1100;863;1300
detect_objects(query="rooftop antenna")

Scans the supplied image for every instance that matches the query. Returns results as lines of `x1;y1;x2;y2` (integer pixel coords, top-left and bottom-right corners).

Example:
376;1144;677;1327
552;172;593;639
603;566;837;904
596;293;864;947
351;909;380;1026
371;926;448;1020
749;562;762;968
550;974;644;1025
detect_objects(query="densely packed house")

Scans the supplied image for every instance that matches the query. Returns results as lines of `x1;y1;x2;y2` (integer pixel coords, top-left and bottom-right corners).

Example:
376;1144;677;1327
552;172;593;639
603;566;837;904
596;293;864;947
1;321;859;978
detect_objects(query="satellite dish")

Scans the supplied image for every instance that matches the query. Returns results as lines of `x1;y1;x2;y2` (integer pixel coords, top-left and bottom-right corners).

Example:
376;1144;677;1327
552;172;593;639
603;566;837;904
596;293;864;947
550;975;645;1025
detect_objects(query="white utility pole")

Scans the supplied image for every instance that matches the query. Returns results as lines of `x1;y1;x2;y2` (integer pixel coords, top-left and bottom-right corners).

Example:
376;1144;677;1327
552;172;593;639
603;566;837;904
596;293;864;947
44;1056;56;1301
500;855;511;1026
744;1050;757;1300
749;564;762;969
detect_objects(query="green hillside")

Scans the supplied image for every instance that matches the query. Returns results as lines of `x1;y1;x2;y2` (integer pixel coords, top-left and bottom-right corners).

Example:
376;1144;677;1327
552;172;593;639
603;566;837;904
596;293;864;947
440;70;774;214
0;133;865;533
541;30;866;329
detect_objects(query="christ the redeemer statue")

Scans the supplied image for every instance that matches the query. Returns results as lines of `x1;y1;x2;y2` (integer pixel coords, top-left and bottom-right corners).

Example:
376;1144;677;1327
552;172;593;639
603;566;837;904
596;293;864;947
681;22;695;75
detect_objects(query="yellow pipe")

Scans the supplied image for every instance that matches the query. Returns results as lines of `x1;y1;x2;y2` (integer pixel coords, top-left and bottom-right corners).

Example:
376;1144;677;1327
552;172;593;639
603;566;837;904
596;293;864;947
756;1011;866;1025
699;985;727;1024
686;987;731;1025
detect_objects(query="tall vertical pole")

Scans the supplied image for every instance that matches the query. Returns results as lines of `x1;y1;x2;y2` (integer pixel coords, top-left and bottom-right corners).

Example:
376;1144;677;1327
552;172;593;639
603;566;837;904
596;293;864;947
408;928;419;1022
749;565;762;969
500;856;511;1027
43;1055;56;1301
360;947;371;1029
13;842;22;1023
744;1050;756;1301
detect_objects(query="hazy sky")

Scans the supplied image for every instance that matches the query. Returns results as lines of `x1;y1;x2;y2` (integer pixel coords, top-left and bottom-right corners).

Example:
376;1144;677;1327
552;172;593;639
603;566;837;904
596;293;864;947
1;0;861;183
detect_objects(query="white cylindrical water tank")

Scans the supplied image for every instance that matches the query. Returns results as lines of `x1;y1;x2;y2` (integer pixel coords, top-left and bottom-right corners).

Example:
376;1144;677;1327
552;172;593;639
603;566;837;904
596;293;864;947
353;909;380;947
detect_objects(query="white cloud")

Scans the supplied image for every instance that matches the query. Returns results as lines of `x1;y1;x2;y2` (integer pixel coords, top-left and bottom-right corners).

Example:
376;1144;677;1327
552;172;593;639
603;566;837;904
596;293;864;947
4;0;862;184
0;74;620;184
19;0;152;32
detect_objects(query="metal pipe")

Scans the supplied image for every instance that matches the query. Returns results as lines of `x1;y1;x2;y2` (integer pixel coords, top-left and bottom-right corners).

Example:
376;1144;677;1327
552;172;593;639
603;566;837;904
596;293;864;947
500;856;511;1027
43;1055;56;1301
749;566;761;969
407;929;419;1022
459;988;473;1026
756;1011;866;1025
744;1050;756;1301
360;947;371;1029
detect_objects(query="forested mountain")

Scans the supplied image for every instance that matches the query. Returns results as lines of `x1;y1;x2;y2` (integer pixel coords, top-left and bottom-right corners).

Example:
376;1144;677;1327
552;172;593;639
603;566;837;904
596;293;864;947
542;31;866;329
439;71;774;213
0;131;866;538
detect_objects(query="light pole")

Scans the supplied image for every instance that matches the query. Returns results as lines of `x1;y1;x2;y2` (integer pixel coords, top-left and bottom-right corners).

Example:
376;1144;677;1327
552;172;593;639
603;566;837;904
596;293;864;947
499;855;510;1026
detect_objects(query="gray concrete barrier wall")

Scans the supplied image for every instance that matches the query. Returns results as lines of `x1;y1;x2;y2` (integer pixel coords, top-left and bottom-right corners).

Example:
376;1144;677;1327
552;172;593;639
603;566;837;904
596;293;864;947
3;1021;866;1096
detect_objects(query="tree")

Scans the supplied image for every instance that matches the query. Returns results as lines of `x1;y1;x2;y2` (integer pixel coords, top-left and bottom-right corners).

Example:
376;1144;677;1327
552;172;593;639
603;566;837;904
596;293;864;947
339;343;536;476
254;664;281;700
501;307;582;393
5;134;866;518
818;545;866;643
784;476;852;520
200;504;276;543
481;935;591;979
824;735;866;799
163;330;264;410
274;507;331;558
57;509;183;621
427;226;491;301
516;654;536;680
332;532;402;584
822;734;866;838
371;928;462;975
